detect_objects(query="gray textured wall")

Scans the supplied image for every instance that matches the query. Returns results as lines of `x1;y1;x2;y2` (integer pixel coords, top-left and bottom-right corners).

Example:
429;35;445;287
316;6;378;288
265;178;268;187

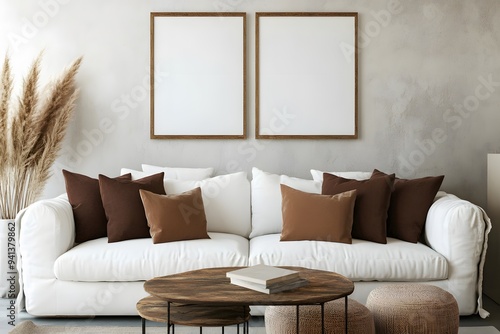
1;0;499;209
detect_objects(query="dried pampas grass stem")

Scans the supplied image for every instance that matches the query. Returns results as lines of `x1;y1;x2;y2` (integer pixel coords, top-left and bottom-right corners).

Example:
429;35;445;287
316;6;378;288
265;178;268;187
0;54;82;219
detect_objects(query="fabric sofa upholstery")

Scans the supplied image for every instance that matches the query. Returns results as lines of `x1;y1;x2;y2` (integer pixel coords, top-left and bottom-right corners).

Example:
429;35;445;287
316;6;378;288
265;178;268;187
249;235;447;281
54;233;248;282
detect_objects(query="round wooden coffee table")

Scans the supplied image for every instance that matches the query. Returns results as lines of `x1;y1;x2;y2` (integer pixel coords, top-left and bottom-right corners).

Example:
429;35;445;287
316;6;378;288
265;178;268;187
139;266;354;333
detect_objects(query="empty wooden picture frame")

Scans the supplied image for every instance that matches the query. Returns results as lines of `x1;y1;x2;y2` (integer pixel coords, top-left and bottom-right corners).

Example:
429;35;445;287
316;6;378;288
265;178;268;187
256;12;358;139
150;12;246;139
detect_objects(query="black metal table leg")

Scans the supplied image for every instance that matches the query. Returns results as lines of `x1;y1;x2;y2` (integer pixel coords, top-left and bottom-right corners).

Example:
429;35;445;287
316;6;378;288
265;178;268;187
141;317;146;334
345;296;348;334
321;303;325;334
167;302;171;334
296;305;300;333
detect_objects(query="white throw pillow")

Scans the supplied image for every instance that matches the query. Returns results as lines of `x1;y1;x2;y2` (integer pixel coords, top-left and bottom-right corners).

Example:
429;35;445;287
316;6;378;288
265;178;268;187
310;169;372;182
250;168;282;238
120;168;151;180
250;168;318;238
142;164;214;180
163;172;251;238
163;179;198;194
121;168;249;237
121;168;199;196
280;175;321;194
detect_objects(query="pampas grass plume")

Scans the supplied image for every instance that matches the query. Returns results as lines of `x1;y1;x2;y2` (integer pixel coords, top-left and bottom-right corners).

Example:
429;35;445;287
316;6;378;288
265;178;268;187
0;54;82;219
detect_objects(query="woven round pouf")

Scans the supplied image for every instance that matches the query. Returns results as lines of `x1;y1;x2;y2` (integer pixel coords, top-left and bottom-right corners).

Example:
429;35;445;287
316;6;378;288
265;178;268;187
366;284;459;334
265;298;374;334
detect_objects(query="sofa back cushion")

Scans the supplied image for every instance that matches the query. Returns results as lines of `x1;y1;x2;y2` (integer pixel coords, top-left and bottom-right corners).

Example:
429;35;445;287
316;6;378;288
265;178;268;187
310;169;372;182
322;172;395;244
62;170;131;243
250;168;320;238
139;188;210;243
164;172;251;238
372;169;444;243
141;164;214;180
280;184;356;244
99;173;166;243
121;169;250;237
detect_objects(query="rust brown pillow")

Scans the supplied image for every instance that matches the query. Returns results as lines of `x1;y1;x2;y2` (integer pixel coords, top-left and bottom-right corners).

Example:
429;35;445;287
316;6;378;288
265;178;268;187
63;170;131;243
280;184;357;244
322;172;395;244
99;172;166;243
372;169;444;243
139;188;210;244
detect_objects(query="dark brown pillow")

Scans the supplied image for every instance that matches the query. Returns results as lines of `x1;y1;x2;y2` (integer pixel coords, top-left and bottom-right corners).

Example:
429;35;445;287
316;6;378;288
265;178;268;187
139;188;210;244
372;169;444;243
280;184;357;244
62;170;131;243
99;172;166;243
322;172;395;244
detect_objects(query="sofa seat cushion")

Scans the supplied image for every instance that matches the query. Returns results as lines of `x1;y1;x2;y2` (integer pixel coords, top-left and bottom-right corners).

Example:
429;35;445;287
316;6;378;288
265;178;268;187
54;232;249;282
249;234;447;281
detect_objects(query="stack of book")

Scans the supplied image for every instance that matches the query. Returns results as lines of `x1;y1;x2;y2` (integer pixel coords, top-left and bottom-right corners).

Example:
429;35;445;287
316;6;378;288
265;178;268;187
226;264;308;294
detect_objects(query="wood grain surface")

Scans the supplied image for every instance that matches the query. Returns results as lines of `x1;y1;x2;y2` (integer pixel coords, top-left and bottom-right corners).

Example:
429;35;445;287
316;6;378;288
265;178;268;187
144;267;354;306
137;296;250;326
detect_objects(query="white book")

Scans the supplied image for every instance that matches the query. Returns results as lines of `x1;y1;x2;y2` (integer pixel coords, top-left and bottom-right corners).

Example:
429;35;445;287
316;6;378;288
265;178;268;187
230;277;308;294
226;264;300;287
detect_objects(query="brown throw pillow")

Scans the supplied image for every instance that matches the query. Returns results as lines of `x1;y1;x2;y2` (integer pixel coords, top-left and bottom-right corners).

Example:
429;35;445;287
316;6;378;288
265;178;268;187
99;172;166;243
372;169;444;243
63;170;131;243
139;188;210;244
280;184;357;244
322;172;395;244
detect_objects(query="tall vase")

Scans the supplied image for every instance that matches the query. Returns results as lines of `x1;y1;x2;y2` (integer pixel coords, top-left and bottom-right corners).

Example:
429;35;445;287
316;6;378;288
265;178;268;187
0;219;18;299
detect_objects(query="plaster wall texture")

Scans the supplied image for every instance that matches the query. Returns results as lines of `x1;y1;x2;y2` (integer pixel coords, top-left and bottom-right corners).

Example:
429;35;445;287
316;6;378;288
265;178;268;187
0;0;499;209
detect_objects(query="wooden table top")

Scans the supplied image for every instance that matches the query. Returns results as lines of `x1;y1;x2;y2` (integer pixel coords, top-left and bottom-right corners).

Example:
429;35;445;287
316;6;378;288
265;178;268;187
137;296;250;326
144;266;354;306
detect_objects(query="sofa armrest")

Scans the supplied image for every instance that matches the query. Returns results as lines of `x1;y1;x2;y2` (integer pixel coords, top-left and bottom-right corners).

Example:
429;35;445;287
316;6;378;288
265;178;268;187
425;191;491;318
17;194;75;281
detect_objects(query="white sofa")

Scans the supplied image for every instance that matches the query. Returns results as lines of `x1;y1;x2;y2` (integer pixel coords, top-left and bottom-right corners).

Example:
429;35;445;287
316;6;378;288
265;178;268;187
15;167;491;318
